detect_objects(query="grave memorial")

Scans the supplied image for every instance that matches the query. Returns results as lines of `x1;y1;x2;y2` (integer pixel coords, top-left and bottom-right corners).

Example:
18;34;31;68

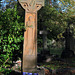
61;26;74;58
18;0;45;73
39;28;48;50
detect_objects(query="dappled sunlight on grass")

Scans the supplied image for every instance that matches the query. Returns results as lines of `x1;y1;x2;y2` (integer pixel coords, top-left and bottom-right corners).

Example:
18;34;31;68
50;47;64;56
39;57;75;70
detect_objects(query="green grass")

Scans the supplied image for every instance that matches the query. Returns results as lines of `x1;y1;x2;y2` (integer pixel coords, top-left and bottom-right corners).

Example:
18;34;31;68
50;47;64;56
40;57;75;70
38;47;75;70
1;47;75;74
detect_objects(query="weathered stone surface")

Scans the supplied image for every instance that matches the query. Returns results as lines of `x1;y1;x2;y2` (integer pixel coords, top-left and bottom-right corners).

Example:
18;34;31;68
19;0;44;72
22;12;37;72
18;0;44;13
23;13;37;56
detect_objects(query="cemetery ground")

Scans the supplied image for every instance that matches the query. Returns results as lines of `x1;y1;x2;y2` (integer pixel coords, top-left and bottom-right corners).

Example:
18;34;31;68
0;48;75;75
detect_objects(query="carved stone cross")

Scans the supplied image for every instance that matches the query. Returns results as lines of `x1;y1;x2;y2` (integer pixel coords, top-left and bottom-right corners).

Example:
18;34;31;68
39;29;48;50
19;0;44;73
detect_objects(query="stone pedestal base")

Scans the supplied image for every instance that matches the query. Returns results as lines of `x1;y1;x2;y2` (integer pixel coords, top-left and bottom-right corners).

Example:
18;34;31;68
23;55;37;72
23;68;37;73
23;68;45;75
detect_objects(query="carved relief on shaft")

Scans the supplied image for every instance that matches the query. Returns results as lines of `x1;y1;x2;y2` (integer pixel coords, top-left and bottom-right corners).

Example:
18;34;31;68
23;13;37;71
26;16;35;55
23;13;37;56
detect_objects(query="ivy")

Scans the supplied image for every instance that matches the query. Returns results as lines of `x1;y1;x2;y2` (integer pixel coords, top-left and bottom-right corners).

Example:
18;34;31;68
0;5;24;72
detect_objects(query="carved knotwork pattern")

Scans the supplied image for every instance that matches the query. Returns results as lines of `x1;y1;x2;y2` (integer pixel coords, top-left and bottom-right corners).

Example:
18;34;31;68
23;2;28;7
19;1;42;13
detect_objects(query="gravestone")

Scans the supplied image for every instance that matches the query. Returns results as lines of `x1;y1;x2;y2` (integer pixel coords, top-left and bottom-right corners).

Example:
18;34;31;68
63;28;71;50
61;27;74;58
70;37;75;54
39;28;48;50
18;0;45;73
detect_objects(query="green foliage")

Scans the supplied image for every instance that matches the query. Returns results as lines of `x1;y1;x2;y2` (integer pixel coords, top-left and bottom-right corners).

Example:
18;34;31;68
41;57;75;70
59;0;75;36
0;5;24;71
59;0;75;4
59;0;75;15
38;4;75;52
37;5;67;52
0;0;2;9
5;0;17;9
0;1;75;73
38;5;66;40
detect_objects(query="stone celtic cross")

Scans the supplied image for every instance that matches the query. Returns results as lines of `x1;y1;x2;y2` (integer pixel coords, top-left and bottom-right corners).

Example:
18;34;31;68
19;0;44;73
